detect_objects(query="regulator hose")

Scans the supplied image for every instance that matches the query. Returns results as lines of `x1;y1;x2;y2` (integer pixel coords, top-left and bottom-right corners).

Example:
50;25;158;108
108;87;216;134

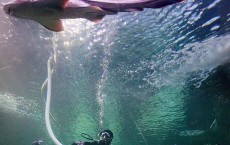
45;57;63;145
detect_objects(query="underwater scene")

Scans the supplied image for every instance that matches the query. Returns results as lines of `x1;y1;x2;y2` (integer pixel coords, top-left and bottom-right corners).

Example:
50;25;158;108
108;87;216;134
0;0;230;145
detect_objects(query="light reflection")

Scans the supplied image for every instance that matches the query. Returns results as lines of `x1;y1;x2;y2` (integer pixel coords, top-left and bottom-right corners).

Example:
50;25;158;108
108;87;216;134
202;16;220;27
63;41;70;47
210;25;220;31
207;0;221;9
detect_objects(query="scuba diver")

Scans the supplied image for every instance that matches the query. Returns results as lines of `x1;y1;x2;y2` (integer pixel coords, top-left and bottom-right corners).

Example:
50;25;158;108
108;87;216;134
31;130;113;145
72;130;113;145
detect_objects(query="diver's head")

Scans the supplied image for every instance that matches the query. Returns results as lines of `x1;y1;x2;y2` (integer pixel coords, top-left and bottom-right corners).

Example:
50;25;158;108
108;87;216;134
99;130;113;145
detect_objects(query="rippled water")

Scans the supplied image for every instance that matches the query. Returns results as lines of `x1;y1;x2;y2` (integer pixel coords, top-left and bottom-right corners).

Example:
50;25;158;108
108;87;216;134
0;0;230;145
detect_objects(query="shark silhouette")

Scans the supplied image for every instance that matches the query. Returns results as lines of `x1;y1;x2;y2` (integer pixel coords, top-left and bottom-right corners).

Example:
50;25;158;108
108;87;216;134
3;0;184;32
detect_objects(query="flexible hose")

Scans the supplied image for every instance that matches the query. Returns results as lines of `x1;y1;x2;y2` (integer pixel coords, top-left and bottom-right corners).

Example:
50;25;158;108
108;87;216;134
45;57;63;145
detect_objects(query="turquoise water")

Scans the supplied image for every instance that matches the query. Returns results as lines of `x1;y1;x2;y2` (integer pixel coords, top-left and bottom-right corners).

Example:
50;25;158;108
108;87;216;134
0;0;230;145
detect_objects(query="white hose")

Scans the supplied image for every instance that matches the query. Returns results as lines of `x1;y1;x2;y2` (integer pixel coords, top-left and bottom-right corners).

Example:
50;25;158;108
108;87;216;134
45;57;63;145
